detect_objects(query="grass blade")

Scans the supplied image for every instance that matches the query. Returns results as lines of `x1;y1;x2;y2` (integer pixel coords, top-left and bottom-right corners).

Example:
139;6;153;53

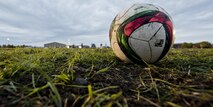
48;82;62;107
88;84;93;100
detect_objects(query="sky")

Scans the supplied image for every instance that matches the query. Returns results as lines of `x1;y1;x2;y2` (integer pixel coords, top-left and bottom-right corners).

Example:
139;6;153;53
0;0;212;47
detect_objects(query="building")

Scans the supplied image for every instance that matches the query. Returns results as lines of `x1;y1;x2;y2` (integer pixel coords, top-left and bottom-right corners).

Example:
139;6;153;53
78;45;90;48
44;42;66;48
99;43;110;48
67;44;79;48
80;43;90;48
67;44;90;48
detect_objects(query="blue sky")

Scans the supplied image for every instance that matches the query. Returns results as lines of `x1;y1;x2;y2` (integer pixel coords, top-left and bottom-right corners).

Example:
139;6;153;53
0;0;212;46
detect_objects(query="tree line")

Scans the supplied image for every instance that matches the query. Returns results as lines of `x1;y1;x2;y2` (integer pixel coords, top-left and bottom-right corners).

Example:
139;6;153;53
1;41;212;49
173;41;212;48
0;44;33;48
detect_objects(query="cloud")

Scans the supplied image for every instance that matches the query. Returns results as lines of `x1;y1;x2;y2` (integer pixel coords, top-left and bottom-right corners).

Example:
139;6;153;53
0;0;212;46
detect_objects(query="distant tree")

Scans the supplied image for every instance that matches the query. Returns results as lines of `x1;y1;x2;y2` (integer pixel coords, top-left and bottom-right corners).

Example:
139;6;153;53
193;43;200;48
3;44;6;48
0;45;1;48
91;43;96;48
21;45;26;48
70;44;74;48
199;41;212;48
181;42;193;48
7;44;15;48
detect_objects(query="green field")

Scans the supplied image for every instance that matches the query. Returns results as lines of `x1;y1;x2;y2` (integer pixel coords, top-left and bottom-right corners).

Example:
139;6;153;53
0;48;212;107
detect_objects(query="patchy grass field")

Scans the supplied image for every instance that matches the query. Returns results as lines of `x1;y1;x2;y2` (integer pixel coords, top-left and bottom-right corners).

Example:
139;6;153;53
0;48;212;107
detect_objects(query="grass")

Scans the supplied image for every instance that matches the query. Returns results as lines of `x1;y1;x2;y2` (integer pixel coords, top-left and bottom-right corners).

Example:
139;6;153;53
0;48;212;107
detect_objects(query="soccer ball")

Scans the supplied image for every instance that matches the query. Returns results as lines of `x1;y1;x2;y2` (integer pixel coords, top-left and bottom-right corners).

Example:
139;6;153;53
109;3;175;64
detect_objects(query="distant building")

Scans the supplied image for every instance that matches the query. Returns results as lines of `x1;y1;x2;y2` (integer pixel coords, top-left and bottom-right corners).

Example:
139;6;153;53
82;45;90;48
67;44;90;48
68;44;79;48
79;43;90;48
99;43;110;48
44;42;66;48
103;46;110;48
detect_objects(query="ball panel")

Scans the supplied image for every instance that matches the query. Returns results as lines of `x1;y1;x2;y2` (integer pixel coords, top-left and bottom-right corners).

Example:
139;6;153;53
112;19;146;64
155;5;172;20
134;4;159;14
124;16;152;37
116;4;158;25
112;42;132;63
116;32;145;64
110;20;132;63
155;24;173;62
130;22;163;41
128;38;151;62
116;4;135;23
149;26;166;63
